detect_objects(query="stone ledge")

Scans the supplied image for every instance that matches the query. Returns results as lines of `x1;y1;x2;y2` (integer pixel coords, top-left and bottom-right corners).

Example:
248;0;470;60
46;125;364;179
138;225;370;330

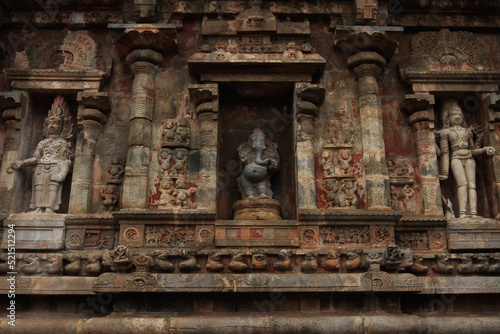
0;276;96;295
448;217;500;251
2;314;500;334
299;209;403;222
2;274;500;296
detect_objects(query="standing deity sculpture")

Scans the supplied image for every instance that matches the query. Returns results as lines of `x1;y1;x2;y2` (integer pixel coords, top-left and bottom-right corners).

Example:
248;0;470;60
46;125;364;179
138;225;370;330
236;128;280;199
437;98;495;218
9;96;74;213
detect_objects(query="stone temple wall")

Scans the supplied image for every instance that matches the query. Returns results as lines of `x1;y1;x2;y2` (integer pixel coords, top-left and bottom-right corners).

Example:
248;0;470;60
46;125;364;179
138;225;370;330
0;1;499;333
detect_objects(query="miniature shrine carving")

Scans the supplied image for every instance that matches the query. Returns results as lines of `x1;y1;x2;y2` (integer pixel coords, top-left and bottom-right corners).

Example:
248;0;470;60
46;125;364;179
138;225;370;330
9;96;74;213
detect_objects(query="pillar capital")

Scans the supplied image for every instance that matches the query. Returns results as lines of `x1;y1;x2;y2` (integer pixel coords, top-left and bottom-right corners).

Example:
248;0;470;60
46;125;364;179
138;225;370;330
295;83;325;117
334;26;403;65
189;84;219;117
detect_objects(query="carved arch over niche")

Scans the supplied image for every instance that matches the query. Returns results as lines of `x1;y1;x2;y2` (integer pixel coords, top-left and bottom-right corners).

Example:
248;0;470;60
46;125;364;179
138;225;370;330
6;29;110;91
399;29;500;219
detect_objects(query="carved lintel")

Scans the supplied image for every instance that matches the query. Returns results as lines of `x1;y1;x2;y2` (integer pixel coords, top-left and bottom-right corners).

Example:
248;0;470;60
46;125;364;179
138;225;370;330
189;84;219;116
295;83;325;116
334;26;403;63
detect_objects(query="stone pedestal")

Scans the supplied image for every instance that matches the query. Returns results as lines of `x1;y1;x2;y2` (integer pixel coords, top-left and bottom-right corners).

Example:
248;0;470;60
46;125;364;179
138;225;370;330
448;217;500;250
233;199;282;220
1;213;65;250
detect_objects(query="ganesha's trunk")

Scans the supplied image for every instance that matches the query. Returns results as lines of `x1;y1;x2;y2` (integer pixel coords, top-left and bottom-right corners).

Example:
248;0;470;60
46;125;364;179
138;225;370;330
254;146;270;166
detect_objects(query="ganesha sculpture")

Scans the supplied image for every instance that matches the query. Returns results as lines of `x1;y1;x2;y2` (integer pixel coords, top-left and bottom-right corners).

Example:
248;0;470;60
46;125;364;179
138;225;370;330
236;128;280;200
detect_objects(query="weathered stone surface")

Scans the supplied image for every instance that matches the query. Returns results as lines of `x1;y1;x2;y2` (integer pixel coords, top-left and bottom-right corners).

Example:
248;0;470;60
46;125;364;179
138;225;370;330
448;218;500;250
1;214;65;250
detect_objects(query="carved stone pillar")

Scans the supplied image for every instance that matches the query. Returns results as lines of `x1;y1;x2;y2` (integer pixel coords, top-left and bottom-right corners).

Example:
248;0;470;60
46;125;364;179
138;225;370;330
189;84;219;210
0;92;27;214
401;94;442;215
349;52;391;209
69;92;110;213
294;83;325;209
483;95;500;219
122;49;163;210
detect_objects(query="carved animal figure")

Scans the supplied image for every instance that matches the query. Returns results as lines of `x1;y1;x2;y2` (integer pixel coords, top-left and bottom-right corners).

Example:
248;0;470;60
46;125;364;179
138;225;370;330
432;254;453;274
83;255;102;275
457;254;474;275
301;251;318;273
152;251;175;272
64;253;82;275
474;254;490;274
322;251;341;272
21;255;42;274
274;250;292;272
410;256;429;275
228;252;248;273
344;250;361;272
251;251;268;271
490;253;500;274
205;252;224;272
179;251;200;272
0;253;10;273
43;254;63;275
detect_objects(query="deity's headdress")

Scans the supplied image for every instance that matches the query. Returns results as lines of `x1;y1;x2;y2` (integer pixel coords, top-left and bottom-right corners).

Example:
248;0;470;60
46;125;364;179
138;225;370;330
441;97;467;128
44;95;74;139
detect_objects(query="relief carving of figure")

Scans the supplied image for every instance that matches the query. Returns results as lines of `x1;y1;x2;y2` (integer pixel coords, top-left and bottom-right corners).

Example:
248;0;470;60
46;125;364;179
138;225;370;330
171;148;188;176
9;96;73;213
320;151;335;177
341;179;358;208
323;179;340;208
175;118;191;146
338;150;353;176
237;128;279;199
437;98;495;218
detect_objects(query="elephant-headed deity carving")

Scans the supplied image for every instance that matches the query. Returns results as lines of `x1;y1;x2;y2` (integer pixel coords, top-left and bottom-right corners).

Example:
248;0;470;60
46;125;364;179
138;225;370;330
236;128;280;200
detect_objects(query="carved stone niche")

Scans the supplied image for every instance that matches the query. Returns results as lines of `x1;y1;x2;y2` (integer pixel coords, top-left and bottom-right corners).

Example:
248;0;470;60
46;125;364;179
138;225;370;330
216;83;297;222
399;29;500;249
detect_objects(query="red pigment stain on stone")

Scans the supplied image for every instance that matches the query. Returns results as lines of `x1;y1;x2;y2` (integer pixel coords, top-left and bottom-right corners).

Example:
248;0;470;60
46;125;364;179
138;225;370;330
149;182;161;203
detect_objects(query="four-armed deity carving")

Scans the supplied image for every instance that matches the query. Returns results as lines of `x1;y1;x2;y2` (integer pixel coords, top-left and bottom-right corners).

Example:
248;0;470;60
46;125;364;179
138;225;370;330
236;128;280;200
437;98;495;218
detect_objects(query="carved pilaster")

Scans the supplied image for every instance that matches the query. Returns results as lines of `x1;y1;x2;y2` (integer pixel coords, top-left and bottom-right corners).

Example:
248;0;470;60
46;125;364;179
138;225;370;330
483;95;500;219
69;92;110;213
0;92;27;214
189;84;219;210
401;94;442;216
335;27;402;210
122;49;162;210
294;83;325;209
350;52;390;209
